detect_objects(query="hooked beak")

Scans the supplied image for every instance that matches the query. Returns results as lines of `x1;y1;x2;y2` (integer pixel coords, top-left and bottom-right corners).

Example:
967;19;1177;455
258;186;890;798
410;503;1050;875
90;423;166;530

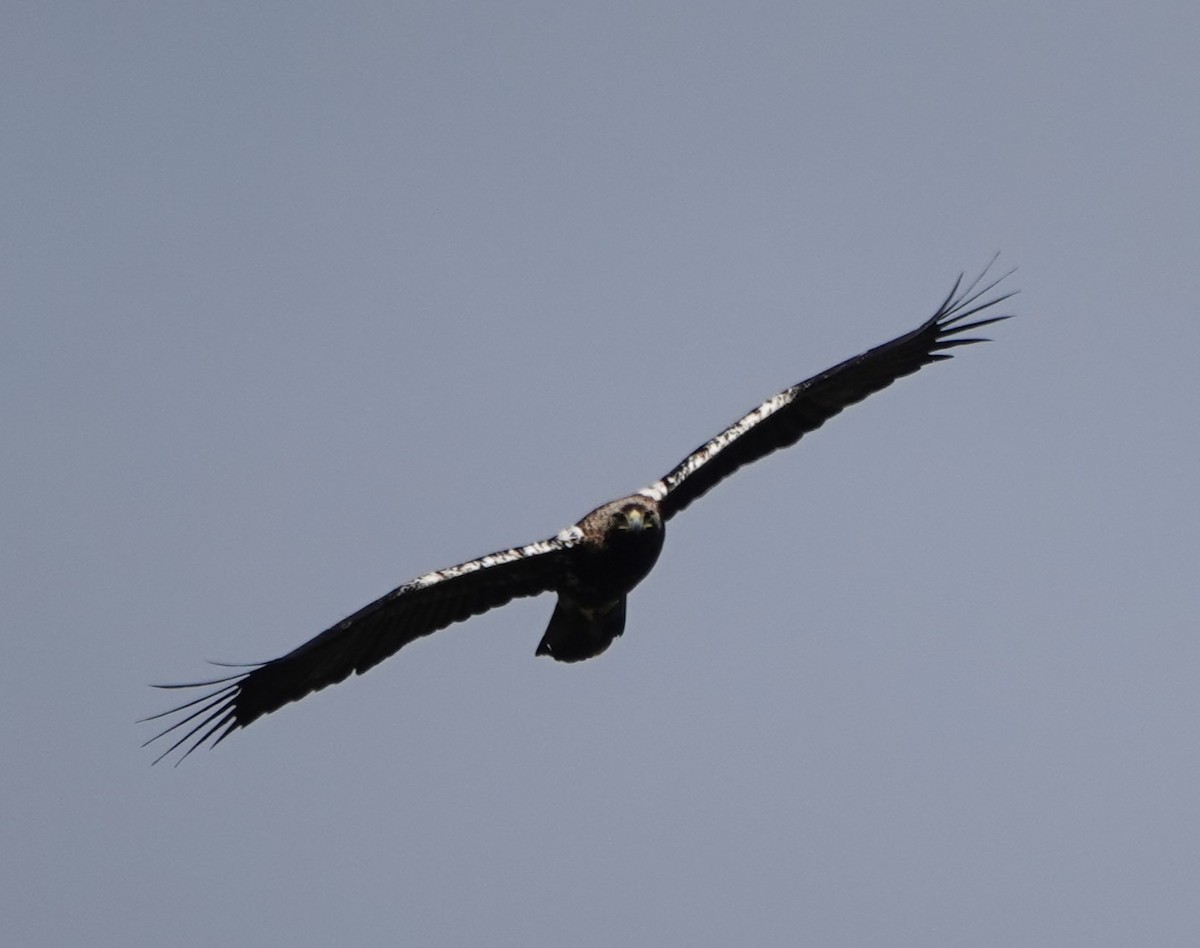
622;507;659;532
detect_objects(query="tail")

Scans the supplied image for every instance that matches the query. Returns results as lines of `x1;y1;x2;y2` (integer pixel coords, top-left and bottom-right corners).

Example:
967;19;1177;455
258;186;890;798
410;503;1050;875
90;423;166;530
535;596;627;662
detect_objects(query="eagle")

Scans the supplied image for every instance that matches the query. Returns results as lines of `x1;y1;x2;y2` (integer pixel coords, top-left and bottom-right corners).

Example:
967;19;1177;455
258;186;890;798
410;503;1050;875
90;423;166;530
145;264;1014;763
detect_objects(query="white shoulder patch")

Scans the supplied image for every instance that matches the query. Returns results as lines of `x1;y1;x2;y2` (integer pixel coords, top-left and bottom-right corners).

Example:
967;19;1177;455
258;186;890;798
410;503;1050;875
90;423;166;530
555;525;585;545
638;483;668;502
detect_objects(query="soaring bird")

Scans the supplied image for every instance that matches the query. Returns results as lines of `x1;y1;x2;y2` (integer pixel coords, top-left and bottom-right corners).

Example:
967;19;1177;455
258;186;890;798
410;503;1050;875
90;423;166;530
145;264;1014;763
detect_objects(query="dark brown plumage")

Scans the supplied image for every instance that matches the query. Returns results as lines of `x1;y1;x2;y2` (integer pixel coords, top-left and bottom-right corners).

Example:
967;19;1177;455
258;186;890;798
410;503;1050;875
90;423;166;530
144;263;1014;763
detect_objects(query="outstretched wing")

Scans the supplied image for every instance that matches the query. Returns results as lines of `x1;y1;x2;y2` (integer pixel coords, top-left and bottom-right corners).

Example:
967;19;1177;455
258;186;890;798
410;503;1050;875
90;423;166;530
640;263;1015;521
143;530;582;764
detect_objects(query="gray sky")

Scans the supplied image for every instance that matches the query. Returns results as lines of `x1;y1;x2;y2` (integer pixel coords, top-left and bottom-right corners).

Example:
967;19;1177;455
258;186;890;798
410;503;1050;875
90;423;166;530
5;2;1199;945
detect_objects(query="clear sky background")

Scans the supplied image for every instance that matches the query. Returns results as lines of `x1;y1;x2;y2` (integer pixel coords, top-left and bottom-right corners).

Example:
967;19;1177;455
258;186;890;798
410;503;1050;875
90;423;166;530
5;2;1198;945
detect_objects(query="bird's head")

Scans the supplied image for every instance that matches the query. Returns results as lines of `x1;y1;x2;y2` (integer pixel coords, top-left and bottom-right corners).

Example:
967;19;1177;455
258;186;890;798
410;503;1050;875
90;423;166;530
577;494;665;550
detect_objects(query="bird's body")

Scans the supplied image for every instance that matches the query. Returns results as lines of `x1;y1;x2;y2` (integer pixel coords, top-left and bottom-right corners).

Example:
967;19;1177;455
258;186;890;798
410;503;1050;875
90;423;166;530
537;495;665;662
146;264;1015;763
